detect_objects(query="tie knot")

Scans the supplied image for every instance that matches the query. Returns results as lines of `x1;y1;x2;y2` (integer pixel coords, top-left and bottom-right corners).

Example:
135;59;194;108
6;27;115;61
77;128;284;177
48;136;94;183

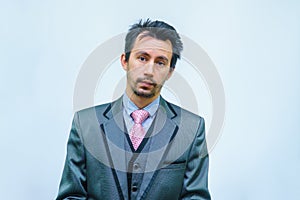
131;109;149;124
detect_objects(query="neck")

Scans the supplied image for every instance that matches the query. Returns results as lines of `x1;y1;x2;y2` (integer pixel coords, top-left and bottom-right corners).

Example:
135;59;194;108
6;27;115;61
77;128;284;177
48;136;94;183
125;90;159;109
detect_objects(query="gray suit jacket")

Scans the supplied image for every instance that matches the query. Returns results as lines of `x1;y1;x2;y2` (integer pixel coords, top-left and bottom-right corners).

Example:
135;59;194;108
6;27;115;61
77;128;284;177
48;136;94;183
56;96;211;200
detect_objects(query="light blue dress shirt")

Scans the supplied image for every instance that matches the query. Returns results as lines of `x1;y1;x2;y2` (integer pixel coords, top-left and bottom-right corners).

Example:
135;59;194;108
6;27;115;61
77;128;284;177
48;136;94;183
122;93;160;134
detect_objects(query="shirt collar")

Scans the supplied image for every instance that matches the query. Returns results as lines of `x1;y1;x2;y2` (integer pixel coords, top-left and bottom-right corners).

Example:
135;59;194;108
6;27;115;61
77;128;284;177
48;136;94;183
122;93;160;117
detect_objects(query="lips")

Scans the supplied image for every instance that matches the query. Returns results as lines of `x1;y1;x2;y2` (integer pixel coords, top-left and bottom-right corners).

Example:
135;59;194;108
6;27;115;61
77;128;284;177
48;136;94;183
141;80;154;85
139;81;154;88
137;79;156;89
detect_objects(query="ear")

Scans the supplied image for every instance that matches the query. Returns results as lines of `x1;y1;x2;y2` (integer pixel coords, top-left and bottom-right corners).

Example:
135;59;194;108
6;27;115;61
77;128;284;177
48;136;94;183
166;67;174;80
121;53;128;71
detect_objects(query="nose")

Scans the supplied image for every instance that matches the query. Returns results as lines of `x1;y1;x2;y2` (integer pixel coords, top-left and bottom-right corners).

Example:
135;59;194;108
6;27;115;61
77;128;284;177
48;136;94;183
143;61;154;76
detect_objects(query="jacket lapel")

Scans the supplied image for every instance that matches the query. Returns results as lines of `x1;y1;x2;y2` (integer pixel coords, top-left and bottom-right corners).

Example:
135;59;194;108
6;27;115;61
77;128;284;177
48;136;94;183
137;98;179;200
101;97;128;200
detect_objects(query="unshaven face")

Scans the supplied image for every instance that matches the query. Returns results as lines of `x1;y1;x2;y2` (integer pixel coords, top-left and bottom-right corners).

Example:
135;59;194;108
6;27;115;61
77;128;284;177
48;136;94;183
121;35;173;100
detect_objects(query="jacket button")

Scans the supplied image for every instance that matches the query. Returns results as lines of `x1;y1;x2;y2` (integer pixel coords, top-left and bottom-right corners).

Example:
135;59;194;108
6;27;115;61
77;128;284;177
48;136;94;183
133;163;139;170
132;185;138;192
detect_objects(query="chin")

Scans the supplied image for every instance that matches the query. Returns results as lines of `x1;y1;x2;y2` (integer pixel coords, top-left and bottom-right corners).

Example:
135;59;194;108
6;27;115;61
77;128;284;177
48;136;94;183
133;90;155;98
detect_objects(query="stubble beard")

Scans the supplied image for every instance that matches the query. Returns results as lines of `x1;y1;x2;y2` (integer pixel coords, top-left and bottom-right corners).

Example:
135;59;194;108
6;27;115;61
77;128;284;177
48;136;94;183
131;79;163;99
132;84;162;98
133;88;156;98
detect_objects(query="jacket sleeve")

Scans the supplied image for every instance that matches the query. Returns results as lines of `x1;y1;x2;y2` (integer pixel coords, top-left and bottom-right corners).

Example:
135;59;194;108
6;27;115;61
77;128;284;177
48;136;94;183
180;117;211;200
56;112;87;200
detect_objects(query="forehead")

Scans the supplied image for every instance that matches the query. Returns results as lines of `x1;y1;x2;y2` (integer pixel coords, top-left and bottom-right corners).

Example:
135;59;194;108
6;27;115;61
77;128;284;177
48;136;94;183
131;35;173;56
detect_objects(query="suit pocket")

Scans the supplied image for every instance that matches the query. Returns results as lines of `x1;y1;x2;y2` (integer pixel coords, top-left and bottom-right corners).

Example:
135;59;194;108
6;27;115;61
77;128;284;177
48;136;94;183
160;162;186;170
145;163;186;200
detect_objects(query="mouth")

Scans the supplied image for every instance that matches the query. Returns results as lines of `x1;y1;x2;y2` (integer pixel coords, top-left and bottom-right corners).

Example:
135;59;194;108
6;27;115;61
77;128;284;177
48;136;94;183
138;79;156;89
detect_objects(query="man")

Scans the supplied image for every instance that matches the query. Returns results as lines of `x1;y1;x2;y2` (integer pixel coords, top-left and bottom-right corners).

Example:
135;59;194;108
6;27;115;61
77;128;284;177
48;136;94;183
56;19;211;200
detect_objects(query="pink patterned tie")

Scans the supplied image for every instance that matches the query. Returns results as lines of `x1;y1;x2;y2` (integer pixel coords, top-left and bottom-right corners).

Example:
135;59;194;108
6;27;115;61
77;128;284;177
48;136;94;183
130;109;149;150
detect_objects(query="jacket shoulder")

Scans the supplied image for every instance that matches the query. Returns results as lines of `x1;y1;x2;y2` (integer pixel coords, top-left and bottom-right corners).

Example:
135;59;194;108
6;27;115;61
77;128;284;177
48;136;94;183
75;102;111;115
164;100;204;121
73;101;116;126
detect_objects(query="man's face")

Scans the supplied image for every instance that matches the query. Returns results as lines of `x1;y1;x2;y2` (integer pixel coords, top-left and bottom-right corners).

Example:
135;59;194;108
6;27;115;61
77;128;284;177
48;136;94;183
121;34;173;100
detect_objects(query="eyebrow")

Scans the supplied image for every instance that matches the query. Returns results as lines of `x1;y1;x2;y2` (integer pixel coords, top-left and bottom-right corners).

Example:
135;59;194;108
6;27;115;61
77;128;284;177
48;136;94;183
135;51;150;57
135;51;169;63
156;56;169;63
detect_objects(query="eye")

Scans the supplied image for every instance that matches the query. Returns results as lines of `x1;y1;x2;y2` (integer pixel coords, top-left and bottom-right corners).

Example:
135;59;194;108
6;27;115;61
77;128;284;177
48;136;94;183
156;61;166;67
138;56;147;62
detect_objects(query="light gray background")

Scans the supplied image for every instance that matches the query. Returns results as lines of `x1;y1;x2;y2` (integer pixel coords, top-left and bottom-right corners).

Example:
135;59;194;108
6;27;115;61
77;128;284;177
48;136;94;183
1;0;299;199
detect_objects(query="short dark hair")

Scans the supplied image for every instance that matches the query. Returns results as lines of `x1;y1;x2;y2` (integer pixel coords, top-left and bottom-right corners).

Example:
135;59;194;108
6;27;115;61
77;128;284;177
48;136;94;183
124;19;183;68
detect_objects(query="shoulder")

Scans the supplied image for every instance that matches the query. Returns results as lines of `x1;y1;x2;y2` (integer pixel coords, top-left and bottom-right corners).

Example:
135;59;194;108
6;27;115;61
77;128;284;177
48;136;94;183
162;98;204;122
74;96;122;122
73;102;111;118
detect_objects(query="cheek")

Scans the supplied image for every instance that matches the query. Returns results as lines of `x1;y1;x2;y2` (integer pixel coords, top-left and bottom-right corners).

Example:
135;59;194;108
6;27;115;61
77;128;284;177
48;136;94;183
156;74;169;83
128;59;142;69
127;68;140;81
162;71;172;79
127;65;144;76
